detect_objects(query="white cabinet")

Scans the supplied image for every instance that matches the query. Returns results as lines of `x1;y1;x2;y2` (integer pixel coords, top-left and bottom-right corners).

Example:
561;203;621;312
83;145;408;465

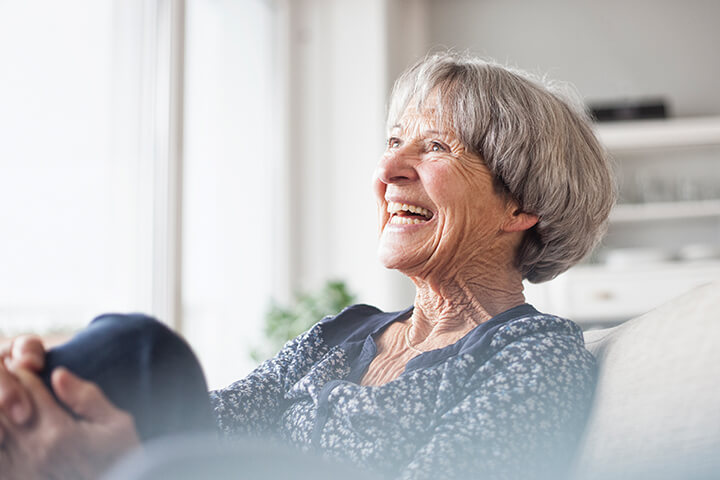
525;117;720;326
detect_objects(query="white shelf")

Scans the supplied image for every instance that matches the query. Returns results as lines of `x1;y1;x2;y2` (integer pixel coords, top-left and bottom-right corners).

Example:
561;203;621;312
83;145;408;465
526;261;720;325
610;199;720;223
595;116;720;152
571;259;720;274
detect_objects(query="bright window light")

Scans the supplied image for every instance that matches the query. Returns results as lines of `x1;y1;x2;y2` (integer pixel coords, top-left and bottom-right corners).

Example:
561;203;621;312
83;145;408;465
0;1;151;335
182;0;278;388
0;1;280;389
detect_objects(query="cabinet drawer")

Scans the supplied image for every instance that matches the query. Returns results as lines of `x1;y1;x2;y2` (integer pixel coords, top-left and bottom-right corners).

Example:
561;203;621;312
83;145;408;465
561;263;720;322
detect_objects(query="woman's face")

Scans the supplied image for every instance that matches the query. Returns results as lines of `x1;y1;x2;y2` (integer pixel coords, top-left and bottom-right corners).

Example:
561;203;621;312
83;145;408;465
373;100;521;280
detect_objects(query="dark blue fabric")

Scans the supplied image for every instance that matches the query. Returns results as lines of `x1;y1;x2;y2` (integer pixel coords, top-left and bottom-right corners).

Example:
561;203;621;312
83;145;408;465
40;314;215;441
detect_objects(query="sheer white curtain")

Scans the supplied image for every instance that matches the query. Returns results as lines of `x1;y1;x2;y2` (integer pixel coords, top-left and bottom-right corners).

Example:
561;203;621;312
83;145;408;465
0;1;281;390
0;0;154;335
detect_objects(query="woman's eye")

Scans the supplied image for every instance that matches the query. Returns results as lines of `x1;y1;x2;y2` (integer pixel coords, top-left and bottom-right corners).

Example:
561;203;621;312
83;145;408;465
388;138;401;149
430;141;445;152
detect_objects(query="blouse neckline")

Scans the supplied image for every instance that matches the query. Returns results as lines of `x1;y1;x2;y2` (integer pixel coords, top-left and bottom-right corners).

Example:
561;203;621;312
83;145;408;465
334;303;539;384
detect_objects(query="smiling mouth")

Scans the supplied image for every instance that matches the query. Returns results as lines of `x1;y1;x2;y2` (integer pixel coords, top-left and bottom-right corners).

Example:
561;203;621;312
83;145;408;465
386;201;434;225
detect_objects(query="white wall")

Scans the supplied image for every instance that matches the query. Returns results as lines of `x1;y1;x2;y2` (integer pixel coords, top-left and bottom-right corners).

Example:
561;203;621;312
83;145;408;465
422;0;720;116
287;0;415;311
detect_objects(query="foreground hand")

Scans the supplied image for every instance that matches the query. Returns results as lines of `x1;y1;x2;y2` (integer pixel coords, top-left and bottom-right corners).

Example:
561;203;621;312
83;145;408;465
0;366;140;480
0;335;46;372
0;336;46;441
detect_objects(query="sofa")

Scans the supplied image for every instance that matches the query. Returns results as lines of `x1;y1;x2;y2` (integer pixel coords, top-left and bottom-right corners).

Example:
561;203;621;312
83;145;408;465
572;281;720;479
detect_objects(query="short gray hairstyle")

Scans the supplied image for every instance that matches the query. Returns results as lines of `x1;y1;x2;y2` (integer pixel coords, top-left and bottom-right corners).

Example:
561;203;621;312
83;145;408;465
387;52;616;283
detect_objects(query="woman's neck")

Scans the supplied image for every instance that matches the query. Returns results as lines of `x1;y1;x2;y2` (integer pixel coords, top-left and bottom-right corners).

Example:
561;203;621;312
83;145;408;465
407;267;526;347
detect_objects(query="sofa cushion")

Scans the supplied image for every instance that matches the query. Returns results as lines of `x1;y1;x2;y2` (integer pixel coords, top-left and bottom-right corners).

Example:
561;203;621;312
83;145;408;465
573;281;720;479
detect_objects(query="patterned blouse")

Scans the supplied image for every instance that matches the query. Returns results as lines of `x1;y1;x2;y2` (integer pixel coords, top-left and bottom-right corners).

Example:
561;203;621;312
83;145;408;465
209;304;596;479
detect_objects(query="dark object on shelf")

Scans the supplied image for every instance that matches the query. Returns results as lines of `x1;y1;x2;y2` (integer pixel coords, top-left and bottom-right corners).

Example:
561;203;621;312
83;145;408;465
589;99;668;122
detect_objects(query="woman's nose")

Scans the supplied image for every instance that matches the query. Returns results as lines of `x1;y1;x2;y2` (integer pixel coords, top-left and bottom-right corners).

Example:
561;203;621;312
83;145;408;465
375;147;418;185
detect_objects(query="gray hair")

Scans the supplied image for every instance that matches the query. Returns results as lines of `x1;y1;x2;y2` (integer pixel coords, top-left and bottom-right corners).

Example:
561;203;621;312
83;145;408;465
387;52;616;283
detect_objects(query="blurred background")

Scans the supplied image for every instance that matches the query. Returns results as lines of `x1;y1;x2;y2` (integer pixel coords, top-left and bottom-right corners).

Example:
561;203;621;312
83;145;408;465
1;0;719;388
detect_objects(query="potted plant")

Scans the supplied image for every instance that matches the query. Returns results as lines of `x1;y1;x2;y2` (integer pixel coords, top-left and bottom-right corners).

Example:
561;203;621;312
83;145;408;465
251;280;356;362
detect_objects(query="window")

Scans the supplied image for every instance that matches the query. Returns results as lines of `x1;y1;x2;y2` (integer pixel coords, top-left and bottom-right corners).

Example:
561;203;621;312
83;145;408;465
0;1;153;335
0;0;281;387
182;0;280;387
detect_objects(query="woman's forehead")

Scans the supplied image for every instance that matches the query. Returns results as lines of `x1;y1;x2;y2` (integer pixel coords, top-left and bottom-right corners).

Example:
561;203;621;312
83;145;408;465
391;104;454;136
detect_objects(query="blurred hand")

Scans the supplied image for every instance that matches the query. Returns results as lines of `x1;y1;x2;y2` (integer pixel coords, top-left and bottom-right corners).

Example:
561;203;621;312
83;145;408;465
0;366;140;480
0;335;46;371
0;335;46;443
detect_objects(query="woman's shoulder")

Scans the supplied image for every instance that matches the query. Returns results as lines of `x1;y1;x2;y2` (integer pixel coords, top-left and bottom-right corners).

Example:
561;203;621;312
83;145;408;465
452;305;586;362
478;309;597;385
488;307;586;351
454;309;596;401
451;306;594;383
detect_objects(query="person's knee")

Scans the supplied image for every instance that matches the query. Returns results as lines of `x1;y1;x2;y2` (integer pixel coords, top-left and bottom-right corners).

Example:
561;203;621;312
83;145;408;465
81;314;197;370
45;313;214;441
81;313;206;392
90;313;172;342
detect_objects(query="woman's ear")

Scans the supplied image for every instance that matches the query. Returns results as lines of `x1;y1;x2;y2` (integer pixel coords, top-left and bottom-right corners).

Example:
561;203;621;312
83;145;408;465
502;207;538;233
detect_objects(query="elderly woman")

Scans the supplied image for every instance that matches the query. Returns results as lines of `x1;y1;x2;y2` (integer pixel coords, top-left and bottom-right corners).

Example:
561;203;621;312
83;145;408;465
0;52;614;479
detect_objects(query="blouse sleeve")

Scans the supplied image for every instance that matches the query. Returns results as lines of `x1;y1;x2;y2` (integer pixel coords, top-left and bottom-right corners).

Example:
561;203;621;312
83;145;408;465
208;323;330;437
396;332;596;480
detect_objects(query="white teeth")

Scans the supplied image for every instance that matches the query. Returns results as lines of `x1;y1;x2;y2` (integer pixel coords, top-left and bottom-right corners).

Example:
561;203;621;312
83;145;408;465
386;201;432;219
389;216;426;225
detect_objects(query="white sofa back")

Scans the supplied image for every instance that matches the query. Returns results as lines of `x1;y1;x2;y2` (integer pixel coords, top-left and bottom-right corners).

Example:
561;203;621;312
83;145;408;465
573;281;720;479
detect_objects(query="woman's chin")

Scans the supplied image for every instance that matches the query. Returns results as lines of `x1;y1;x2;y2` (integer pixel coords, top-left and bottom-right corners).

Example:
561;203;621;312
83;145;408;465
377;219;436;271
377;242;424;273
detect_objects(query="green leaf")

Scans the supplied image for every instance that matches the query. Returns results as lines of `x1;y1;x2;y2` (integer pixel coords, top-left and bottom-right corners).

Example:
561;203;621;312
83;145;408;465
251;279;356;362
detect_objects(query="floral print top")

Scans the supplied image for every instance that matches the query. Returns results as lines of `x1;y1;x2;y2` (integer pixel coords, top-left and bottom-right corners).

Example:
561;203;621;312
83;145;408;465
209;304;596;479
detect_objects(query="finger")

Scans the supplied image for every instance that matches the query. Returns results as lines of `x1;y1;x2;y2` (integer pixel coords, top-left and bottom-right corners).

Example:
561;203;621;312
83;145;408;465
9;366;66;424
0;361;34;425
51;368;119;423
9;335;46;372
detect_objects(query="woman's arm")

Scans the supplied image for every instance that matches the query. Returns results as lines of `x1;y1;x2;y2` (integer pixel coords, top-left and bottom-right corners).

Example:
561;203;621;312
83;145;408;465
210;322;331;437
397;333;596;480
